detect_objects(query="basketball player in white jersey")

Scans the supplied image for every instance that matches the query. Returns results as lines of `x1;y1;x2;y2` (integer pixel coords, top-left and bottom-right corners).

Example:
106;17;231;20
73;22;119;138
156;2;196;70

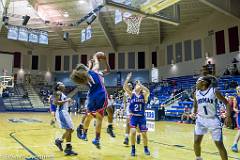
192;76;231;160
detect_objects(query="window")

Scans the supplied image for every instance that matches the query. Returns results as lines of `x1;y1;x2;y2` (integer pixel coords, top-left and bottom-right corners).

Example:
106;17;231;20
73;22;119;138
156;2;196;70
175;42;182;63
228;26;239;52
138;52;145;69
72;55;79;69
194;39;202;59
13;52;21;68
128;52;135;69
108;53;115;70
167;45;173;65
55;56;61;71
184;40;192;61
118;53;125;69
152;52;157;67
81;55;87;65
215;30;225;55
64;56;70;71
32;55;38;70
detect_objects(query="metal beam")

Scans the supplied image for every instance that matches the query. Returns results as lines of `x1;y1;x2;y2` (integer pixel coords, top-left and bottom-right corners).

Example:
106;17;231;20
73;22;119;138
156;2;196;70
199;0;240;20
27;0;78;52
98;12;117;52
141;0;181;14
104;0;180;26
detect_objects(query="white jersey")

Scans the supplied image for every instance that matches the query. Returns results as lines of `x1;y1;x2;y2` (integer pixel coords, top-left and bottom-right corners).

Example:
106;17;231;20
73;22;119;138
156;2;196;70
124;93;131;116
196;87;218;118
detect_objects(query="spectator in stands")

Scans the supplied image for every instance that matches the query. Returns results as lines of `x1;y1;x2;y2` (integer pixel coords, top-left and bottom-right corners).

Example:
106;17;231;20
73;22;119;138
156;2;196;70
227;96;236;129
179;106;193;124
223;67;230;76
206;61;215;75
0;82;5;97
159;104;165;120
22;91;28;99
224;82;229;90
231;64;239;76
229;80;238;89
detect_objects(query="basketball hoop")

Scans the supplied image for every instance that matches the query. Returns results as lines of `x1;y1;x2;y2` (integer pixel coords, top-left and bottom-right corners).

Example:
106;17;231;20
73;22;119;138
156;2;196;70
124;15;143;35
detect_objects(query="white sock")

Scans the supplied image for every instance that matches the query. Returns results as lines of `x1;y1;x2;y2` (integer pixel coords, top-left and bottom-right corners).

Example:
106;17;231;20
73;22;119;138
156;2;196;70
196;157;202;160
125;134;129;138
66;142;71;145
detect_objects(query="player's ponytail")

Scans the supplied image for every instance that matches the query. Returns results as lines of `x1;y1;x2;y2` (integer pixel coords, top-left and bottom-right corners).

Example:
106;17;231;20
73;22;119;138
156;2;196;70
70;64;89;85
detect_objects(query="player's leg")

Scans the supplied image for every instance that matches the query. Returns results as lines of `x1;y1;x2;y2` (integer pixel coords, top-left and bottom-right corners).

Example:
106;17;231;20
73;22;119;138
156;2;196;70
64;129;78;156
50;111;56;127
214;141;228;160
194;117;208;160
92;111;103;148
232;130;240;152
136;127;141;144
55;110;77;156
123;117;130;145
77;114;87;139
81;113;93;141
106;106;116;137
232;114;240;152
139;116;150;155
130;116;137;156
194;134;204;160
130;127;137;156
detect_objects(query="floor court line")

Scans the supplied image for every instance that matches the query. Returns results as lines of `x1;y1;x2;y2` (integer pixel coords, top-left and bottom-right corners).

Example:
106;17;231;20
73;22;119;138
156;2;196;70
10;128;240;160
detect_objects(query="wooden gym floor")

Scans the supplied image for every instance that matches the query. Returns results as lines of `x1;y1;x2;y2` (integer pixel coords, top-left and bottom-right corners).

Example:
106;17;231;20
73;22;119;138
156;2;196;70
0;112;239;160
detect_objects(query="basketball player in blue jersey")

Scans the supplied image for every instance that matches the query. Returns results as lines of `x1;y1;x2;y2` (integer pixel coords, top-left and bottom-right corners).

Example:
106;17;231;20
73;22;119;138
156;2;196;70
76;54;116;138
124;72;150;156
231;86;240;152
70;54;109;148
192;76;231;160
123;82;141;145
53;82;77;156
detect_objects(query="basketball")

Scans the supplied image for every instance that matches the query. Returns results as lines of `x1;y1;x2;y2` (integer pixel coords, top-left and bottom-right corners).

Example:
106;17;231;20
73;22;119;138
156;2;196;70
95;52;106;60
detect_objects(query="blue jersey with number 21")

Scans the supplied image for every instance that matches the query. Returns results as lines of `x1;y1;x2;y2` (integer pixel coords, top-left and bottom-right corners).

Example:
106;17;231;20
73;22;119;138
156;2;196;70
129;93;145;116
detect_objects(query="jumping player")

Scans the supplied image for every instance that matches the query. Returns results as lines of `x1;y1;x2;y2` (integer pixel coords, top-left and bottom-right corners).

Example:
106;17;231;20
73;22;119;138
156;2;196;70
53;82;77;156
123;82;141;145
231;86;240;152
192;76;231;160
123;72;150;156
70;54;108;148
76;53;115;138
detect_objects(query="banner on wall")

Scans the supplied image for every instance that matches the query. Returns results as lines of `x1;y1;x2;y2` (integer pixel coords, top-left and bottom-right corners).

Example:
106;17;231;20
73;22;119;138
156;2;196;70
151;67;159;83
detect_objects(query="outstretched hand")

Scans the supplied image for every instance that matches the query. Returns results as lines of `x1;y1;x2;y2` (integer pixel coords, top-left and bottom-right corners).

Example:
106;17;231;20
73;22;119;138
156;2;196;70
126;72;132;81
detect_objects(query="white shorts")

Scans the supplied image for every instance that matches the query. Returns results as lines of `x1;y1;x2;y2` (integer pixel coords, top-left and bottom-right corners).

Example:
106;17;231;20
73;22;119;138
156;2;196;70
126;105;130;117
194;116;223;142
56;108;74;129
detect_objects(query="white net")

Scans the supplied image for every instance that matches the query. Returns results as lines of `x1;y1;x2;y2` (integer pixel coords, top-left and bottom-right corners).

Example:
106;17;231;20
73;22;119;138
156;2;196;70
124;15;143;35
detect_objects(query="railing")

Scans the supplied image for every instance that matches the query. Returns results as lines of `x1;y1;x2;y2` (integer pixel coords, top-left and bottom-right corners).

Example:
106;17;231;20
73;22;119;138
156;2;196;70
162;90;188;107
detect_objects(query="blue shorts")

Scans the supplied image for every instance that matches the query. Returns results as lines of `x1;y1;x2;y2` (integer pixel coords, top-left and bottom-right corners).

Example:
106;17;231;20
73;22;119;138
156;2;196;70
130;116;148;132
237;113;240;130
50;104;57;112
86;94;107;116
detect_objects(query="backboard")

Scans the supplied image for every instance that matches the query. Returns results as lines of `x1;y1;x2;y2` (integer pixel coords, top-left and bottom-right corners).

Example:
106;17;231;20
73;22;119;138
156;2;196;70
104;0;181;25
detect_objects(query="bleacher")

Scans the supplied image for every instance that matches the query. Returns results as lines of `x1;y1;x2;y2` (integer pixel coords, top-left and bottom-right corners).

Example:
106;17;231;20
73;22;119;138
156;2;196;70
161;75;240;120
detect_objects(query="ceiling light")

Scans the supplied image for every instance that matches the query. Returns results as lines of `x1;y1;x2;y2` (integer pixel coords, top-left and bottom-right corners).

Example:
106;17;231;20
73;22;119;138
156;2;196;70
63;12;69;17
79;0;85;4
